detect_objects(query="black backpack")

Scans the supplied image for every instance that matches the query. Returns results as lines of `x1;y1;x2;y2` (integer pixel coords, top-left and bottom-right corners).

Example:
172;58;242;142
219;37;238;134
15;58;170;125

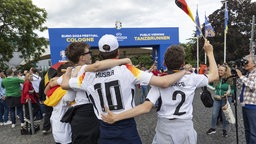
200;86;213;108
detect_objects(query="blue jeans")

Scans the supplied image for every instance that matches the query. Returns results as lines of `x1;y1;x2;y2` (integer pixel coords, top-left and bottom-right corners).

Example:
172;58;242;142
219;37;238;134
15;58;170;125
0;99;9;122
10;105;24;124
242;107;256;144
211;97;232;130
140;85;148;103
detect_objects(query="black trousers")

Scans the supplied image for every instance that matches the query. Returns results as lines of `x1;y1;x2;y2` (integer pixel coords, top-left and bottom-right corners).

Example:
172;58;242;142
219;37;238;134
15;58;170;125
24;103;40;119
71;104;100;144
42;104;53;131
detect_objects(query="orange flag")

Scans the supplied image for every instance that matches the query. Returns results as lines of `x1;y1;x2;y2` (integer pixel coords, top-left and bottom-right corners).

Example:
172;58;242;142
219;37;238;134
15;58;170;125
175;0;194;21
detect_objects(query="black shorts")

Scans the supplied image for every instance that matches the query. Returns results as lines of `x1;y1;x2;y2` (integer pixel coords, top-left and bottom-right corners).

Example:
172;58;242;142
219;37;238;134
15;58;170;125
70;104;100;144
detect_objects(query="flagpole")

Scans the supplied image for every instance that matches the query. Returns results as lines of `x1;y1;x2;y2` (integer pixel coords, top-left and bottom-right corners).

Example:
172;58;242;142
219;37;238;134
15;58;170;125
224;0;227;63
194;23;206;40
205;52;207;65
197;36;199;71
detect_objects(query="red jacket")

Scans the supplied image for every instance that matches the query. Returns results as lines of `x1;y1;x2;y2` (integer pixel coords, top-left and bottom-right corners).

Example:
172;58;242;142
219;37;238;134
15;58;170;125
151;70;161;76
21;80;38;104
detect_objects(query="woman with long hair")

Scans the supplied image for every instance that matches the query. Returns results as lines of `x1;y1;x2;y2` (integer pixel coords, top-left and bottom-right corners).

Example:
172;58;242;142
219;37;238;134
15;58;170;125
21;73;40;121
206;64;234;137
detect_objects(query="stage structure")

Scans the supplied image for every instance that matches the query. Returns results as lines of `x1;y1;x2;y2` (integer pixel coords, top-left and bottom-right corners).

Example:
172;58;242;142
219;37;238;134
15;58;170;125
48;27;179;69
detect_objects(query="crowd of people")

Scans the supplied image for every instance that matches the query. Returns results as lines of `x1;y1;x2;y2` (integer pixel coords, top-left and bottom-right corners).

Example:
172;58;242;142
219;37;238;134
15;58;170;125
0;34;255;144
0;67;43;129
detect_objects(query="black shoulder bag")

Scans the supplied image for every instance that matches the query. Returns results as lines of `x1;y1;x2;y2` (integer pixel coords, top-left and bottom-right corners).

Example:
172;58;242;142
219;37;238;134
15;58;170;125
200;86;213;108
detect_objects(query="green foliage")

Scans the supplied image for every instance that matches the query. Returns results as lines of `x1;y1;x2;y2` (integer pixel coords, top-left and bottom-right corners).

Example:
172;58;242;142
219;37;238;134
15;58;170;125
181;42;197;67
189;0;256;65
0;0;48;69
130;55;154;69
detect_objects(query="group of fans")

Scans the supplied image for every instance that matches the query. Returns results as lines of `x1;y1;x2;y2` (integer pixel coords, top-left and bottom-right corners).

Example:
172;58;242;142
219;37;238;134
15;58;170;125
36;33;217;144
7;34;254;144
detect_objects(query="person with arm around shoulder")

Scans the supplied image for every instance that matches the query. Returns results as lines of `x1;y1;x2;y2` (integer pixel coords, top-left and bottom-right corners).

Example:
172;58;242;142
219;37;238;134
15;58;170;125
61;34;187;144
101;39;218;144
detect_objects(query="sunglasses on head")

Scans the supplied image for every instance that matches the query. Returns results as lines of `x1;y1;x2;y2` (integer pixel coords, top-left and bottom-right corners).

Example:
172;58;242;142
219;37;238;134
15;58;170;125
81;51;92;55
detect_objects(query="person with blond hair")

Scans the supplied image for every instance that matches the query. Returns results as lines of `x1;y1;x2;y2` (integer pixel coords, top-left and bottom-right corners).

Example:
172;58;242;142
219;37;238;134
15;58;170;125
206;64;234;137
21;73;40;122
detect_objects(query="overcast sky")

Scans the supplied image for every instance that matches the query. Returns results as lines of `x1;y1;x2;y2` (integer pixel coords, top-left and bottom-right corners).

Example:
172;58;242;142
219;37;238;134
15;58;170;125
32;0;256;43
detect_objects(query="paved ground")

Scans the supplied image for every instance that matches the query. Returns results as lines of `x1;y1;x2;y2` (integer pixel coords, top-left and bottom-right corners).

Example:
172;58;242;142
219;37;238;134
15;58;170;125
0;88;246;144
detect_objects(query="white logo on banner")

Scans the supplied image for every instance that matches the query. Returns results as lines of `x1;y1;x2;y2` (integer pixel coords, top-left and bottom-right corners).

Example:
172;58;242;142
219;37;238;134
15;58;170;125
115;33;127;41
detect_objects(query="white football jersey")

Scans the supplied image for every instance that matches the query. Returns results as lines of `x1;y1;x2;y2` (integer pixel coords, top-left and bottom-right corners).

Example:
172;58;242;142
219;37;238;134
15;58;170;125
147;73;208;120
50;92;72;143
69;65;152;119
72;65;92;105
57;65;91;106
31;73;41;93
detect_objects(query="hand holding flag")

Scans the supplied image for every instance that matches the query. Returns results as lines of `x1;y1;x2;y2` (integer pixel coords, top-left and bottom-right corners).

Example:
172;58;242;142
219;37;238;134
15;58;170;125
175;0;207;40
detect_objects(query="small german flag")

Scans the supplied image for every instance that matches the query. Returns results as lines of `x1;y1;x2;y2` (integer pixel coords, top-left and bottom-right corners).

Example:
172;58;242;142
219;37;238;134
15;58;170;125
175;0;194;21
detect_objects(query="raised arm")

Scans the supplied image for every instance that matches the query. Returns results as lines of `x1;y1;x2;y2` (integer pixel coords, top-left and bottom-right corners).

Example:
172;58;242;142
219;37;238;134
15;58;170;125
84;58;131;72
101;101;154;124
149;70;187;88
148;61;157;72
204;40;219;83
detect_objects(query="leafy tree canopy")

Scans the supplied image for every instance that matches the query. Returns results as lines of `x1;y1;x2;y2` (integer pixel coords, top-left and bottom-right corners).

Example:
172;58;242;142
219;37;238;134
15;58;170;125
189;0;256;65
0;0;48;69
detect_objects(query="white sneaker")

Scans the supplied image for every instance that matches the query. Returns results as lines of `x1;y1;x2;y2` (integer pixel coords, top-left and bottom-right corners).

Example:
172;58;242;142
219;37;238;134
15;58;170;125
21;123;25;127
0;122;3;126
4;121;12;125
11;124;15;128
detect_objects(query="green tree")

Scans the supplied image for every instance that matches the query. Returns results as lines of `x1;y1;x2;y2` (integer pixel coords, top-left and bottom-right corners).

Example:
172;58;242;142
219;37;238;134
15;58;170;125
190;0;256;64
0;0;48;69
130;55;154;69
181;42;197;67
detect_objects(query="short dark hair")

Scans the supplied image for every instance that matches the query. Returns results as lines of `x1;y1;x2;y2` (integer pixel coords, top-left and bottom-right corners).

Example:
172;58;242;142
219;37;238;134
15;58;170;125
65;42;90;64
164;45;185;70
56;62;73;77
99;45;118;60
6;69;13;76
30;67;38;73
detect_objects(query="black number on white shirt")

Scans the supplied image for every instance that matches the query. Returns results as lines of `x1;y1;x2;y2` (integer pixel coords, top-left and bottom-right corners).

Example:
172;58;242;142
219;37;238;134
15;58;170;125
172;90;186;116
94;80;123;112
